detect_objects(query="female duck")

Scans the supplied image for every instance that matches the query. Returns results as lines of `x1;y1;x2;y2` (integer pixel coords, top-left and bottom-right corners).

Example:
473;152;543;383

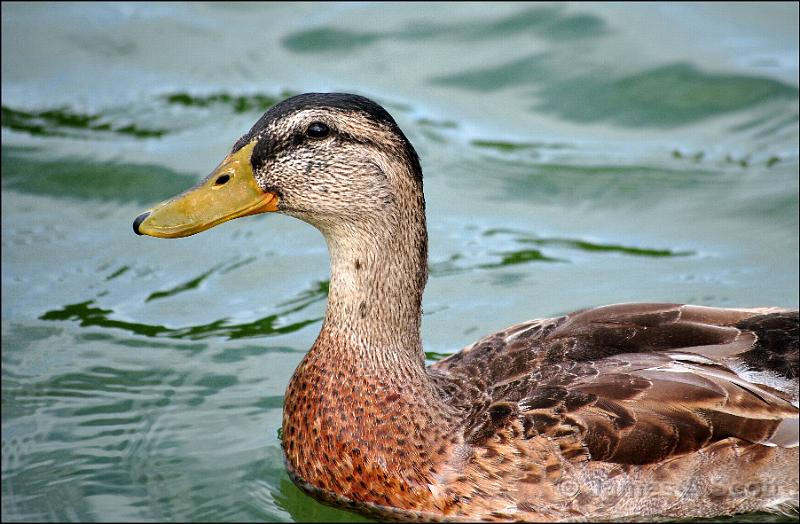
134;93;798;522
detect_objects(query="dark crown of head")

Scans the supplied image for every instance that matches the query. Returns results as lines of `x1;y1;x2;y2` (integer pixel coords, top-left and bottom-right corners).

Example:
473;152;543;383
233;93;422;183
233;93;399;151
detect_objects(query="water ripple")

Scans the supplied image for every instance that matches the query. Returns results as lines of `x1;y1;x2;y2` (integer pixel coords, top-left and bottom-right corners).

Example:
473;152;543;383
39;280;329;341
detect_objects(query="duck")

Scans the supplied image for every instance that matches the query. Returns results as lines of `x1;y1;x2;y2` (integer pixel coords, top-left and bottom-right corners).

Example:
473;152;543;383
133;92;799;522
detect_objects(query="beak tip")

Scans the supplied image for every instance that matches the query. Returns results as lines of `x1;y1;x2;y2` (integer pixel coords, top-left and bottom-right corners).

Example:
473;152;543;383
133;212;150;235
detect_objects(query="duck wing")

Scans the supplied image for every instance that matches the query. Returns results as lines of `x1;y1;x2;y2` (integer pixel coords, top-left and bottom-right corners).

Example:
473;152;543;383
432;303;799;464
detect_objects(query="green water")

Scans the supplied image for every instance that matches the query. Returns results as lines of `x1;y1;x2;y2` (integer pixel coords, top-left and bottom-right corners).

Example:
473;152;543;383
2;2;798;522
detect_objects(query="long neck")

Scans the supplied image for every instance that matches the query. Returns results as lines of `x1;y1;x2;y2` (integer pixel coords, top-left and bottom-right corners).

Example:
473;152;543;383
282;163;456;508
321;194;428;373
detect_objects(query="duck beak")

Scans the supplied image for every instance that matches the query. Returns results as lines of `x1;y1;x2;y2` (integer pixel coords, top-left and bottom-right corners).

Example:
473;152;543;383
133;141;278;238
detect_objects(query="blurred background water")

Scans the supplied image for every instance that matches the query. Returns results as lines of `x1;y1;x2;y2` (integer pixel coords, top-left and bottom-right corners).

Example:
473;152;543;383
2;2;798;522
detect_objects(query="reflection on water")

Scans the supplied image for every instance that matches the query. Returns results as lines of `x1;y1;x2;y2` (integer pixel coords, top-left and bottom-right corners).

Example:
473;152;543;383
1;105;167;138
534;63;797;127
282;6;608;52
40;278;329;341
1;91;292;140
433;58;797;127
2;2;797;523
2;147;197;204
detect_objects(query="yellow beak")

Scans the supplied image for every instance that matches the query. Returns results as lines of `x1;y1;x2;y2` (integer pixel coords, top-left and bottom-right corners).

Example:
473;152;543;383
133;141;278;238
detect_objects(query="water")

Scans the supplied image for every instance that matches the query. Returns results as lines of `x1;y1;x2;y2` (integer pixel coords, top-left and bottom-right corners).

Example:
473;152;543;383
2;2;798;522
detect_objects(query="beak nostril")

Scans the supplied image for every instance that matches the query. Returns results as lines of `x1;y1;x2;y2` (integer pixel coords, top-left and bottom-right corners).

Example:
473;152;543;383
214;174;231;186
133;212;150;235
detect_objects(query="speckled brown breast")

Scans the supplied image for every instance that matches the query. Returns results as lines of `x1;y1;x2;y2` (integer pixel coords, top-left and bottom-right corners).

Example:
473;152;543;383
281;330;466;514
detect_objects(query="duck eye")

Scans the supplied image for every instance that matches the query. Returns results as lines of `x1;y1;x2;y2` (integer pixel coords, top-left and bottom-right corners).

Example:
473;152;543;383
306;122;330;139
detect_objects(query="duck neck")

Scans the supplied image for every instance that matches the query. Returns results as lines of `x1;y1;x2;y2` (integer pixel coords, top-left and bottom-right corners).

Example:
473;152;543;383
282;172;456;506
320;203;428;373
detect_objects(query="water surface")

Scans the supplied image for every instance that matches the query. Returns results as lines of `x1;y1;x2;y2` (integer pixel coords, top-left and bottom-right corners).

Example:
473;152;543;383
2;2;798;522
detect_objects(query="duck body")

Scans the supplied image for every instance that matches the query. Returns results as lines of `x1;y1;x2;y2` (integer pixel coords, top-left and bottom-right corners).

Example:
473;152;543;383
284;304;798;522
134;93;799;522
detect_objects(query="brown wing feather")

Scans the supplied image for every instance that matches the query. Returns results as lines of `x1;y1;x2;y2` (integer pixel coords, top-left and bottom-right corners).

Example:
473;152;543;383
432;303;799;466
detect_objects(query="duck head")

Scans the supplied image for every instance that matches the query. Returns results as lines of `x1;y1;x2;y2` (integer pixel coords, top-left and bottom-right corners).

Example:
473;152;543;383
133;93;422;239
